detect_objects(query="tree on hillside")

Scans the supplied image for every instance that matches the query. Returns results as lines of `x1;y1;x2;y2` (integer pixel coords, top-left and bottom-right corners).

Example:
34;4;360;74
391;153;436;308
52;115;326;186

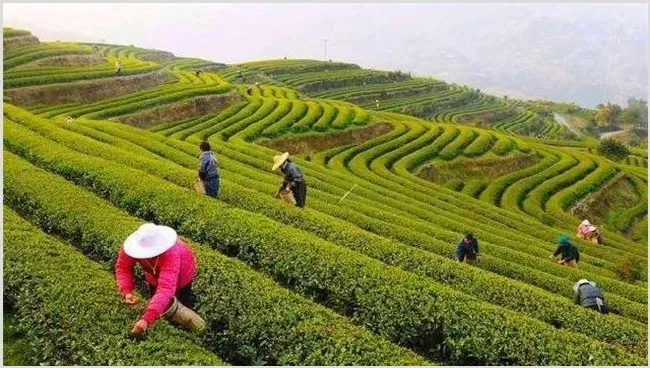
594;104;610;126
595;102;622;130
620;97;648;135
583;120;600;138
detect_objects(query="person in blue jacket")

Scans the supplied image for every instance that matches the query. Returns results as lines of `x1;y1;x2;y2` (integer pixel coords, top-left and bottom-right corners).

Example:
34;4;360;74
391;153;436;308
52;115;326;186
574;279;608;314
272;152;307;208
456;232;481;263
198;141;220;197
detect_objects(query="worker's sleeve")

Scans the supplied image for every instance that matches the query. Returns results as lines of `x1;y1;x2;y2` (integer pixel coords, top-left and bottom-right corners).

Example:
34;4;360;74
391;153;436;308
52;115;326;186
115;247;136;296
198;154;208;180
455;241;464;261
287;164;303;181
574;248;580;263
552;245;562;257
141;249;181;325
280;171;292;190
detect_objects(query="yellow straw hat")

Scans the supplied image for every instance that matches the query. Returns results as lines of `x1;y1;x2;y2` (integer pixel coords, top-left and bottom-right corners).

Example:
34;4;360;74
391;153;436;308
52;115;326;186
272;152;289;171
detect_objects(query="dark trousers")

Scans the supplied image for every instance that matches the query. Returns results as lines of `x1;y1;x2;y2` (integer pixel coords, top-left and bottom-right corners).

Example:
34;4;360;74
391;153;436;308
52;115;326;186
204;176;220;198
149;282;196;309
461;253;477;264
586;303;609;315
291;180;307;208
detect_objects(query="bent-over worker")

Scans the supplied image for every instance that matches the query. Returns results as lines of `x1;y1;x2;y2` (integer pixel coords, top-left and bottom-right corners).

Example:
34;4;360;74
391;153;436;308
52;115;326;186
574;279;608;314
198;141;220;197
272;152;307;208
455;232;481;263
577;220;591;238
115;223;205;336
550;235;580;267
577;219;603;244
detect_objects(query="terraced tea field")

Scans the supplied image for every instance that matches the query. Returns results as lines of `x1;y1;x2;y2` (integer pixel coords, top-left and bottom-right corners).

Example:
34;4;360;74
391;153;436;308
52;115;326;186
3;28;648;366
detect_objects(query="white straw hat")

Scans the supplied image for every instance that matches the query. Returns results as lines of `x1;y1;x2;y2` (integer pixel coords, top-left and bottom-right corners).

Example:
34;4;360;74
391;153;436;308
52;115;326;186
272;152;289;171
573;279;591;293
124;223;178;259
581;219;590;226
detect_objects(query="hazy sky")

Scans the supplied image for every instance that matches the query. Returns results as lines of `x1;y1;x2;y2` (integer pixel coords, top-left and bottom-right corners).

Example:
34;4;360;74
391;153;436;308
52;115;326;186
3;2;648;107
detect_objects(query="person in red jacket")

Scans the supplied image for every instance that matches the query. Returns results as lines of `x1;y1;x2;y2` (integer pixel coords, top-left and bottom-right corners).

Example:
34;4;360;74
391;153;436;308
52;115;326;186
115;223;204;336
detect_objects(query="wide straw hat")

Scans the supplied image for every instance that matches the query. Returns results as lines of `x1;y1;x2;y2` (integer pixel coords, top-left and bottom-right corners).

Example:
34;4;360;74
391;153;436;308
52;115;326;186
124;223;177;259
272;152;289;171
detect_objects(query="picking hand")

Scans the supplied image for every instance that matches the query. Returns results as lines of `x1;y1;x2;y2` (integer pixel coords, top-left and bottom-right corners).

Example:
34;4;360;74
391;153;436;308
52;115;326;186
131;319;148;336
124;293;138;305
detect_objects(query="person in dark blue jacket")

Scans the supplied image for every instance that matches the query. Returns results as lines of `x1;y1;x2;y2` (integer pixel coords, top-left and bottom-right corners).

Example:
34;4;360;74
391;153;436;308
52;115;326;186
550;235;580;267
574;279;608;314
198;141;220;197
272;152;307;208
455;233;480;263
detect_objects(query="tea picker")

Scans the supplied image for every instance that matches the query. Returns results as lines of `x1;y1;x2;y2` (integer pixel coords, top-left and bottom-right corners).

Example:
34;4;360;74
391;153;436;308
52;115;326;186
197;141;220;198
455;232;481;264
574;279;609;314
549;234;580;268
272;152;307;208
576;219;603;244
115;223;205;336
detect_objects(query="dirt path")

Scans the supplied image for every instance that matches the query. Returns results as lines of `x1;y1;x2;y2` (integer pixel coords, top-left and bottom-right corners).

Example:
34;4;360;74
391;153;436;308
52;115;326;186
600;129;627;139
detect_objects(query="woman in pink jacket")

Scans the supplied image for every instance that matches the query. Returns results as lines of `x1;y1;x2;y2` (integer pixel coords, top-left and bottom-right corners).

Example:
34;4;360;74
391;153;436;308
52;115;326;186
115;223;204;336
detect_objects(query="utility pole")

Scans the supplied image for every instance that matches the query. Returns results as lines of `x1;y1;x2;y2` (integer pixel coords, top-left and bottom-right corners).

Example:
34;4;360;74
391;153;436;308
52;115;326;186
323;38;328;60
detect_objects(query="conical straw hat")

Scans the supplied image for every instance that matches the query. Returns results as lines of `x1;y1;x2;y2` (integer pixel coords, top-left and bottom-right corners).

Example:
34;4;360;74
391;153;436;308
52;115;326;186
272;152;289;171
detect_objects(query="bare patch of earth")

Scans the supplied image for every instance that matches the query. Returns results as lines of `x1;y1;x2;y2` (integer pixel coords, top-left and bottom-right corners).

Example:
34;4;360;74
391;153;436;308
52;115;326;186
28;54;104;67
116;91;241;129
4;71;175;107
417;153;540;183
135;50;176;64
3;35;39;51
258;122;393;155
571;173;639;226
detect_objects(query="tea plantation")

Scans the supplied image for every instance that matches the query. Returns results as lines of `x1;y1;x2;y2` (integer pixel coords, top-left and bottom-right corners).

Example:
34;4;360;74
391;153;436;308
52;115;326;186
3;28;648;366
